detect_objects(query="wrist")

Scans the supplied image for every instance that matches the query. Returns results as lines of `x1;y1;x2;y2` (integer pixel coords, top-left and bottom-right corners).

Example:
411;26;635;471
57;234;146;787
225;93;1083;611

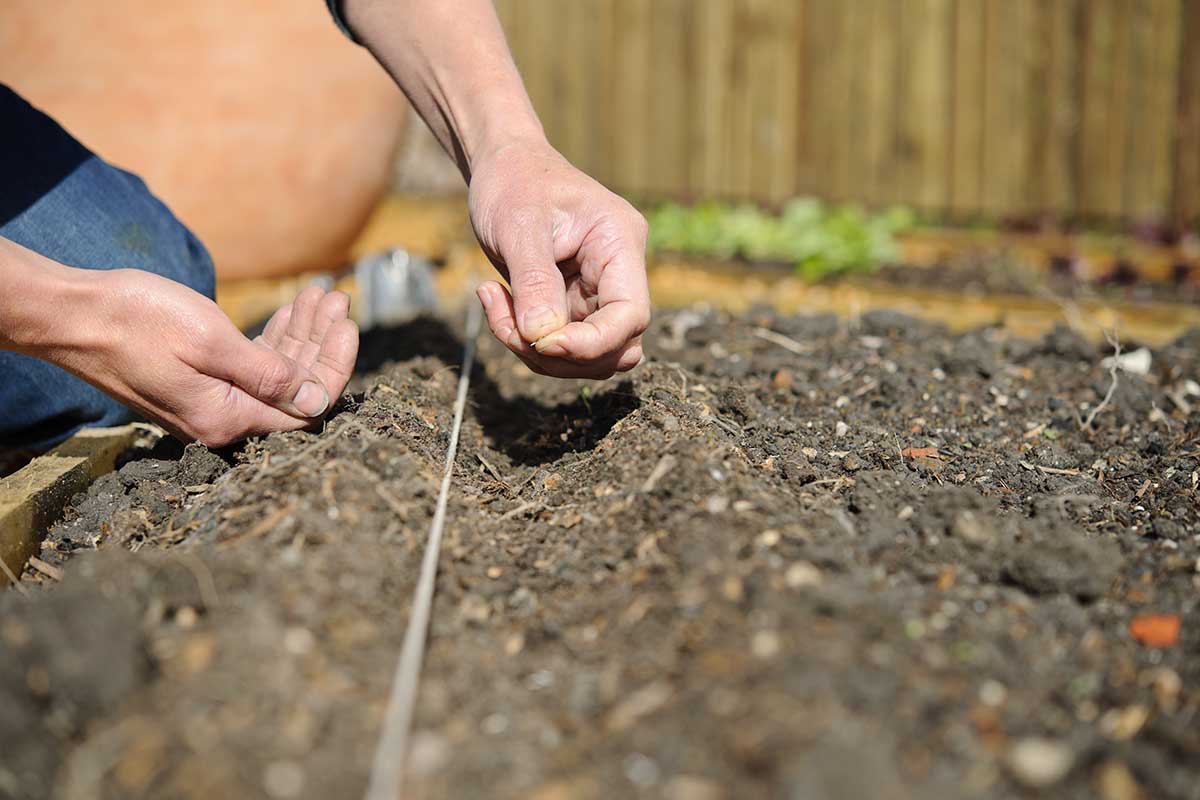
0;239;107;359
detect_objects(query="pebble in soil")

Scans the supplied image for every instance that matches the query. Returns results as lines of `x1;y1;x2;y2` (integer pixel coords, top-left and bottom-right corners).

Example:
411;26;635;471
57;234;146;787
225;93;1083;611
1;310;1198;800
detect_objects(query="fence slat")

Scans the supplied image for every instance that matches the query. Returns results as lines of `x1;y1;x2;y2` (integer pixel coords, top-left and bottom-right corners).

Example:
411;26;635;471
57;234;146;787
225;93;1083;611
1040;0;1081;216
692;0;735;198
610;0;652;197
899;0;953;210
494;0;1191;224
1177;0;1200;225
861;0;902;207
1124;0;1182;219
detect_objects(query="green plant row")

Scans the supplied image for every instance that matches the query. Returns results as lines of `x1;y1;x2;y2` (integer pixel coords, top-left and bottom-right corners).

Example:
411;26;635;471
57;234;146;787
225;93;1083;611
644;198;914;280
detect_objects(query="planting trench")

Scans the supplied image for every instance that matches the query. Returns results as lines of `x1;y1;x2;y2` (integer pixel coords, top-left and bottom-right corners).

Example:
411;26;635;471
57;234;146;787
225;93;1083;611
1;307;1198;799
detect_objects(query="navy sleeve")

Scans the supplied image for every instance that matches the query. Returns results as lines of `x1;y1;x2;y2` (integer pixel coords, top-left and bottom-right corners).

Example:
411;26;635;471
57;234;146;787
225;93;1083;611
326;0;359;43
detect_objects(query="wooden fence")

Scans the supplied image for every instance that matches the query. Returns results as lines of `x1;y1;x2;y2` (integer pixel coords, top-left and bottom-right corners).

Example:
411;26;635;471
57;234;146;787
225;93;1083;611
494;0;1200;225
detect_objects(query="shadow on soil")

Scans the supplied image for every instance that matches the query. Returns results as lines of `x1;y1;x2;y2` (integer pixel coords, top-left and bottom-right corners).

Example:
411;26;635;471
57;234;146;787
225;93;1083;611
355;316;641;466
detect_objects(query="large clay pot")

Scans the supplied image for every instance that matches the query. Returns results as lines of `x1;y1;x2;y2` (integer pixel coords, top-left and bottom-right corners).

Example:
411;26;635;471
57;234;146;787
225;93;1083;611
0;1;405;279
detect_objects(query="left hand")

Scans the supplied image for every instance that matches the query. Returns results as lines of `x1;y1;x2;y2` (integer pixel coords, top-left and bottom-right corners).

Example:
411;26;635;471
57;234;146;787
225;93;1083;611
468;138;650;379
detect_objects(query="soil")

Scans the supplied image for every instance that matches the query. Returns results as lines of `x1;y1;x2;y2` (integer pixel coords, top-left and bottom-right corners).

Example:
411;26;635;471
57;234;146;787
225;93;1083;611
867;255;1200;306
2;308;1199;800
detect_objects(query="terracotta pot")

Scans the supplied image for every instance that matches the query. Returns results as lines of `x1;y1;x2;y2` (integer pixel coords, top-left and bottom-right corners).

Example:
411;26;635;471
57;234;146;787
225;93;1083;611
0;0;405;279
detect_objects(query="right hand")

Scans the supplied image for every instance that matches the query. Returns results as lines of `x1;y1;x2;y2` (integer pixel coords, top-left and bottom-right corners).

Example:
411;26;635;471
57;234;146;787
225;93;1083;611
48;270;358;447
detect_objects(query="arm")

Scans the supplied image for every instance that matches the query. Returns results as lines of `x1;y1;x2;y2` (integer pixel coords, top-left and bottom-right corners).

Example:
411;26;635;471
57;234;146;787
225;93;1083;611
0;235;357;446
342;0;649;378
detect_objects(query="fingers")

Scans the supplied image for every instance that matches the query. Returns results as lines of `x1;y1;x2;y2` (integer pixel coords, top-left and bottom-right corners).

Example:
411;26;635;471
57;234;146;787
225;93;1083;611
307;317;359;403
477;281;642;379
496;211;570;342
209;285;357;419
219;338;330;418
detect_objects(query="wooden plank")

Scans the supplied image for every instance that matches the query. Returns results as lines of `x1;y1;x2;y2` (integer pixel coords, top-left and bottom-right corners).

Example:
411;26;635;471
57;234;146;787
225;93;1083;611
611;0;653;198
1078;0;1131;218
982;0;1034;217
692;0;736;198
1177;0;1200;226
727;0;755;199
898;0;953;211
860;0;902;206
1038;0;1082;216
843;0;874;205
951;0;987;216
1122;0;1181;220
648;0;692;199
588;0;618;190
559;0;595;176
0;426;146;586
766;0;802;203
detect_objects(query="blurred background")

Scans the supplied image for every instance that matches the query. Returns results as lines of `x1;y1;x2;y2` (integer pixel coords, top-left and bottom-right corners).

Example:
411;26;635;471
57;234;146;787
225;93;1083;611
2;0;1199;341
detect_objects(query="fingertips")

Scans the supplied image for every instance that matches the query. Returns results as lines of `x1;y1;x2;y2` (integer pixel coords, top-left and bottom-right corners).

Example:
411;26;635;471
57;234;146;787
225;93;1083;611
312;290;351;340
287;284;327;342
261;303;294;346
313;317;359;401
532;300;649;363
478;281;538;359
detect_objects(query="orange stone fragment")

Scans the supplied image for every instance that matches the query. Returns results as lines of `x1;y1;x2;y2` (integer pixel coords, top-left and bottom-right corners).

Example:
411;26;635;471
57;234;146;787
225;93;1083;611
1129;614;1181;648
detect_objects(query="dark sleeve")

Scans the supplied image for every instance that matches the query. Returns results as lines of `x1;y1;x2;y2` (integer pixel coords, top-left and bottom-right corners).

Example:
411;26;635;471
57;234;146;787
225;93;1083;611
326;0;360;43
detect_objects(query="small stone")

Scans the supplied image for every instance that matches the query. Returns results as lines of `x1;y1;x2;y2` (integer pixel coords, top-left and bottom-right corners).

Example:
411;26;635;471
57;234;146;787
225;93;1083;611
785;561;822;588
979;679;1007;707
623;753;661;787
481;713;509;735
486;566;504;579
751;630;781;659
408;731;450;777
951;510;995;545
1006;737;1074;788
771;369;795;391
459;594;492;625
175;606;198;629
1096;761;1143;800
542;472;563;491
705;495;730;514
842;454;864;471
263;761;305;799
756;530;781;547
835;421;849;437
663;774;723;800
283;627;315;656
1100;705;1149;741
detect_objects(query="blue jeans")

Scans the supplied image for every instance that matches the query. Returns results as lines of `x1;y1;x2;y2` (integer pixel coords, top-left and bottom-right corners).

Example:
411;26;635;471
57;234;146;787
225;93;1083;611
0;85;216;450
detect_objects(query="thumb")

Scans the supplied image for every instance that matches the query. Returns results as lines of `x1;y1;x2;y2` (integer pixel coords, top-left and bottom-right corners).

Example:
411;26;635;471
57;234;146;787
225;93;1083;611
498;212;569;343
220;338;330;419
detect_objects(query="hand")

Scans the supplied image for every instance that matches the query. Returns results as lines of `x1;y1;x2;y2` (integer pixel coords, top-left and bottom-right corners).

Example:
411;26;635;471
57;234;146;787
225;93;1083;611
468;139;650;379
48;271;358;447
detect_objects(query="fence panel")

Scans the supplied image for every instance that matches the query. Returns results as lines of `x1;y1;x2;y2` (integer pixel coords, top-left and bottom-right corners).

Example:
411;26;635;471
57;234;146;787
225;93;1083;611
501;0;1198;224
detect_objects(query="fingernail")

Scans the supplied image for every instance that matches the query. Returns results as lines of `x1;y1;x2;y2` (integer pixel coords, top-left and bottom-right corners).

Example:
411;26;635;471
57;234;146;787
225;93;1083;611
476;286;492;310
534;334;568;358
522;305;562;339
293;381;329;417
506;329;525;351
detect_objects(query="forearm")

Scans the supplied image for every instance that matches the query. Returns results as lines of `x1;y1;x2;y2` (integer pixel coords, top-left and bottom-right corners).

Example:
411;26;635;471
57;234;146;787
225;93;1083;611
0;236;97;358
341;0;547;180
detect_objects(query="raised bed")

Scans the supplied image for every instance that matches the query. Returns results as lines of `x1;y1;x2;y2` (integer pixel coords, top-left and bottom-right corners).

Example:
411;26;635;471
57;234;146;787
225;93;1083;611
1;307;1197;798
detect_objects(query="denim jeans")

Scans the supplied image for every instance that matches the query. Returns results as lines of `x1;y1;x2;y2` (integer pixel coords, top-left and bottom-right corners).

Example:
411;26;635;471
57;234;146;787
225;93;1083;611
0;85;216;450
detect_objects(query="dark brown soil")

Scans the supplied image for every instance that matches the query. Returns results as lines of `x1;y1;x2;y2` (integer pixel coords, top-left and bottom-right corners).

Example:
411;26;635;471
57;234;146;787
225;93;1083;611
2;308;1199;800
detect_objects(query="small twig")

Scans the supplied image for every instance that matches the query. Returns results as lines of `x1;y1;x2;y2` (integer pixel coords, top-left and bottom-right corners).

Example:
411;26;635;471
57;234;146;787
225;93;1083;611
751;327;812;356
1082;329;1121;431
0;555;30;595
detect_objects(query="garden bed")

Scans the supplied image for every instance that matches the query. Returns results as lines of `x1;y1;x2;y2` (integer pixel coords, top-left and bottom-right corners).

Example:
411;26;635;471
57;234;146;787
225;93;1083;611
2;308;1198;799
